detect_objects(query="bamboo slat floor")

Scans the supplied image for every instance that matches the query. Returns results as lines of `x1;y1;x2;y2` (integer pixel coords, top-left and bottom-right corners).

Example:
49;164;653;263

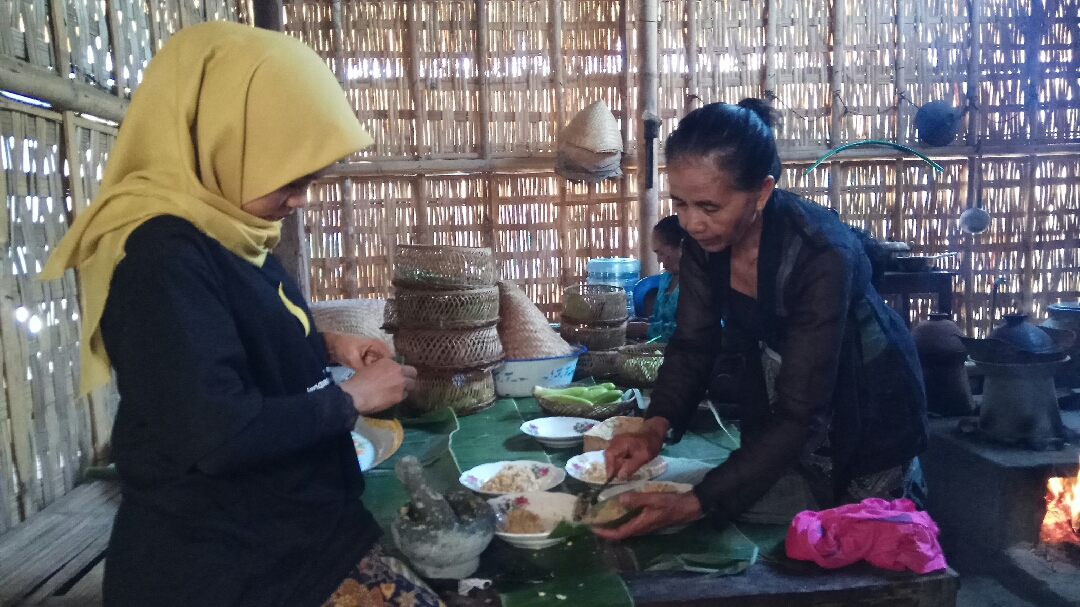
0;482;119;607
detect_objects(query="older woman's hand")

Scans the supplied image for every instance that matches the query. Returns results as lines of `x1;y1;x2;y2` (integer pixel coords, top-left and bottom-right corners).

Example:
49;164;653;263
591;491;702;540
340;359;417;414
604;416;668;480
323;331;393;370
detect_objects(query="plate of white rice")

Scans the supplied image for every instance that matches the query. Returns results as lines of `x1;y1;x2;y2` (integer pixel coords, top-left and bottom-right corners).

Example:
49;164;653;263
459;461;565;496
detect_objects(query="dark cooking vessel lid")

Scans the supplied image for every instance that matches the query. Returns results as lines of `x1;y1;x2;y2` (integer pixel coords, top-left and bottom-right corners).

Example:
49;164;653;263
987;314;1056;354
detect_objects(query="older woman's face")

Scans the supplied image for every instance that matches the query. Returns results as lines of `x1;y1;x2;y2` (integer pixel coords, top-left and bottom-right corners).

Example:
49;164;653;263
241;172;321;222
652;231;682;275
668;157;774;253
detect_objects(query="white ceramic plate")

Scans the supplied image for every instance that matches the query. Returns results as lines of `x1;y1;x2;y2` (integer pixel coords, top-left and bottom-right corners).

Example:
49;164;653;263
520;417;598;449
459;461;565;496
565;451;667;485
487;492;579;550
351;431;377;472
597;480;701;534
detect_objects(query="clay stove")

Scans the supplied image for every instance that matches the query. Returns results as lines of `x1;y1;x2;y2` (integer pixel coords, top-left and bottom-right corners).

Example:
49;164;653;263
924;412;1080;606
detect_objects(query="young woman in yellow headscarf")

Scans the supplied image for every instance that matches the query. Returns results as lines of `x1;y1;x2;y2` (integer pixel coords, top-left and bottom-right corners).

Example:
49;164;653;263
41;22;436;607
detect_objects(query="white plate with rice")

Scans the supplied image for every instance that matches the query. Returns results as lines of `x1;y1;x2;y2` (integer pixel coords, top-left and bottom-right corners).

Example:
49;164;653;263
459;460;565;496
565;451;667;486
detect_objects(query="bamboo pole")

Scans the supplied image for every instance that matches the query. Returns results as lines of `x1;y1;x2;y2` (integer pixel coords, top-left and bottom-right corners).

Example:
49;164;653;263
1019;157;1036;314
893;0;906;144
484;175;497;252
0;56;128;123
330;0;348;88
618;0;632;257
639;0;659;277
412;176;430;244
1023;0;1043;142
342;178;359;296
316;142;1080;177
104;0;126;97
475;0;490;160
962;157;979;334
405;0;428;159
685;0;699;115
47;0;72;80
551;0;572;288
828;0;846;149
966;0;982;144
890;159;904;242
763;0;777;95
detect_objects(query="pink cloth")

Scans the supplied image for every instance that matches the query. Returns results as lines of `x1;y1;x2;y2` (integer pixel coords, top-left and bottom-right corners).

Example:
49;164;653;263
785;498;948;574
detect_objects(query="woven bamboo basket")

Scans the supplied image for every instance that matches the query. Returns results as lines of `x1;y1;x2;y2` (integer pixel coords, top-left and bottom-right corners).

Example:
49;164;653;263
574;349;621;380
616;344;666;387
393;326;504;370
561;284;628;324
384;286;499;330
402;368;496;417
560;319;628;352
535;393;636;421
393;245;495;290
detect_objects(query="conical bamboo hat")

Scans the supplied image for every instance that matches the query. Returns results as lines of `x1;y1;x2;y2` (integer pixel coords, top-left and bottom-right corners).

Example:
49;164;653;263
559;101;623;154
497;281;577;359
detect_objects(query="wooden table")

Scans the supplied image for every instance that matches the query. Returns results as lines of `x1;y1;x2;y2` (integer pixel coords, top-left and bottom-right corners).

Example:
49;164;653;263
877;271;958;325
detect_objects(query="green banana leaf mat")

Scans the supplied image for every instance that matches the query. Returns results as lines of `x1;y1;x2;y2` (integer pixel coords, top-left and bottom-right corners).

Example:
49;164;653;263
361;398;787;607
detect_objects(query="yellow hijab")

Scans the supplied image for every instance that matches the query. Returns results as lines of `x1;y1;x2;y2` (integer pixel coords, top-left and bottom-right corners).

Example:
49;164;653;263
41;21;373;395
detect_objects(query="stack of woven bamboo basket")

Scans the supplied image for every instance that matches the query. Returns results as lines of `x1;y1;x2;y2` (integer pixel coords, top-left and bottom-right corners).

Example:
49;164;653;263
385;245;503;416
560;285;628;375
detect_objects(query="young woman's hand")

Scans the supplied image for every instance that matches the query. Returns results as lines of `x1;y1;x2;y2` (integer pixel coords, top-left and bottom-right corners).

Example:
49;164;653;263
339;359;417;414
591;491;702;540
604;416;668;480
323;332;393;370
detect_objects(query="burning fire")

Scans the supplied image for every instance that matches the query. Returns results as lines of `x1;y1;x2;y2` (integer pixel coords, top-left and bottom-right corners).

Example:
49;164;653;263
1040;462;1080;546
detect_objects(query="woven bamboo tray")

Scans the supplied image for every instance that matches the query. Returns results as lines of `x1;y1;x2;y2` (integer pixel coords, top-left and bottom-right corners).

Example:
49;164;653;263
561;284;628;324
393;245;495;290
403;368;496;417
393;326;504;370
560;319;628;352
385;286;499;330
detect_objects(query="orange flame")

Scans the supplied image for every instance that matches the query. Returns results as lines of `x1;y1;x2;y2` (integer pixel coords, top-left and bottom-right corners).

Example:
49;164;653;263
1040;461;1080;546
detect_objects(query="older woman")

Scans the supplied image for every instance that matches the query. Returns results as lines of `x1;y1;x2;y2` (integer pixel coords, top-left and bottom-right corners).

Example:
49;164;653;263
42;22;437;607
600;100;928;538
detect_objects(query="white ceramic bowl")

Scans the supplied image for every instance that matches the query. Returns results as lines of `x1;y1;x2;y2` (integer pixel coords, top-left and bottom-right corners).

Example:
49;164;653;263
492;345;587;398
520;417;598;449
565;451;667;485
487;492;579;550
459;460;565;496
597;480;700;534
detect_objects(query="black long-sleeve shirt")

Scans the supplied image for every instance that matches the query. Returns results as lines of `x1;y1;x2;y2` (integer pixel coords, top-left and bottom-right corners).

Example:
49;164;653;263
647;190;928;525
100;215;378;607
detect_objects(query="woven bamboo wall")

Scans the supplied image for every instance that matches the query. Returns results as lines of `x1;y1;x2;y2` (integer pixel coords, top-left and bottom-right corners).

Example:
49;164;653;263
0;1;247;531
292;0;1080;335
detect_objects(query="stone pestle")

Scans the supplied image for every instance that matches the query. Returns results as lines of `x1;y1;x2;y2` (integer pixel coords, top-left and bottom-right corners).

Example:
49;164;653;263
395;455;459;526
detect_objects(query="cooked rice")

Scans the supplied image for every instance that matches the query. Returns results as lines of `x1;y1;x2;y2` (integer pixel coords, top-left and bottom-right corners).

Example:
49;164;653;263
639;482;679;493
481;464;541;492
581;461;609;483
504;508;547;534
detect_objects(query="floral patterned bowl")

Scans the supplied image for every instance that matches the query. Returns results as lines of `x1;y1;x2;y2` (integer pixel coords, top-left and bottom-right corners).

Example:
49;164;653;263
565;451;667;486
459;461;565;496
519;417;597;449
487;492;579;549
